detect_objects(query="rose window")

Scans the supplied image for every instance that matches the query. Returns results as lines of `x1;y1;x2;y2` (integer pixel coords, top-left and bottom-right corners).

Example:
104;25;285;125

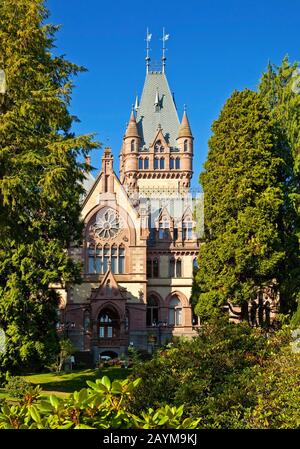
91;208;123;240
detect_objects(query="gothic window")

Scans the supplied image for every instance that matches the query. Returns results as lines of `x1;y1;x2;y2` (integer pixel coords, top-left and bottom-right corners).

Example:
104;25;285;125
160;158;165;169
111;244;118;273
91;208;123;240
160;146;164;153
146;296;159;326
144;157;149;169
169;258;182;277
131;139;135;152
147;259;152;277
98;308;119;339
183;222;193;240
170;258;175;277
118;245;125;273
170;157;174;170
169;296;182;326
175;157;180;169
184;140;188;152
154;157;159;170
87;244;126;274
103;244;110;272
193;258;198;271
176;259;182;277
138;158;143;170
154;141;161;153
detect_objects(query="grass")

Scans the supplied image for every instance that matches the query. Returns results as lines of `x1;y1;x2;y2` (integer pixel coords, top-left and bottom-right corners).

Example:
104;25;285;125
0;367;132;400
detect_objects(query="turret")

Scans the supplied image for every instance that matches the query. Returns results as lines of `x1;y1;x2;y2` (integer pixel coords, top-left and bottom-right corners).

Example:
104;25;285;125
176;109;193;171
122;110;140;191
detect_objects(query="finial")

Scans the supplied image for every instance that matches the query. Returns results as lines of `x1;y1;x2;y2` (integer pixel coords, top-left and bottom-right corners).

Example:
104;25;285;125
161;27;169;74
184;104;187;112
146;28;152;74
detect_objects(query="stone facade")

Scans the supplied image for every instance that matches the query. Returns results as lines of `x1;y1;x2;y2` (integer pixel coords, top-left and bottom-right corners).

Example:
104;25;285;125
60;63;200;364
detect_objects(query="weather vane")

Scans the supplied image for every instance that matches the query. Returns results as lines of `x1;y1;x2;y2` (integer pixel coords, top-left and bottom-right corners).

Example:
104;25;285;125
146;28;152;73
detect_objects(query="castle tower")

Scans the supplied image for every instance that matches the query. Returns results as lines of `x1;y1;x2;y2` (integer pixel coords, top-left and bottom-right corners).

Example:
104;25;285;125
120;109;140;192
176;108;193;190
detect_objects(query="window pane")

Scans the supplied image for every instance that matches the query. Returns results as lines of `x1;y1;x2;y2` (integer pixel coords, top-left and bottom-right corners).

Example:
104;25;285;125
175;158;180;169
169;308;175;326
170;158;174;169
95;257;102;273
176;308;182;326
153;259;159;277
99;326;104;338
160;158;164;169
107;327;113;338
103;257;109;273
170;259;175;277
111;256;117;273
154;158;159;169
144;158;149;169
147;259;152;277
139;158;143;169
88;257;94;273
119;256;125;273
176;260;182;277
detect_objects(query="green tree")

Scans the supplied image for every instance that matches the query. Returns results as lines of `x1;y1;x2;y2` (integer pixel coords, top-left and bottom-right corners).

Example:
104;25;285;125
193;89;287;321
259;57;300;318
0;0;98;372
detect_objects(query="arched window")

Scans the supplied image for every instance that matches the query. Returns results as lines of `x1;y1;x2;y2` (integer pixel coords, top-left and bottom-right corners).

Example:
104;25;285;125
170;258;175;277
146;295;159;326
154;157;159;170
138;158;143;170
98;308;119;338
83;310;90;332
119;245;125;273
184;140;188;152
103;244;110;273
144;157;149;169
147;259;152;277
160;158;165;169
111;245;118;273
175;157;180;169
88;246;95;273
160;146;164;153
131;139;135;152
154;141;161;153
153;258;159;278
170;157;174;170
176;259;182;277
169;296;182;326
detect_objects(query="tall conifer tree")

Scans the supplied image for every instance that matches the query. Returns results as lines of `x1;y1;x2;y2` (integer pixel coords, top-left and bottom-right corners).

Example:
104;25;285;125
259;57;300;319
0;0;98;371
193;89;287;321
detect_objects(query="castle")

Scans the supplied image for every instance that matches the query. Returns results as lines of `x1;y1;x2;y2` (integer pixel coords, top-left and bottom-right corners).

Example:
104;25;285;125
57;32;201;363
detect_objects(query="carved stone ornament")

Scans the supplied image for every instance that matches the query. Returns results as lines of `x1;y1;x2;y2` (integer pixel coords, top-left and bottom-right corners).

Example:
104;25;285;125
91;208;124;240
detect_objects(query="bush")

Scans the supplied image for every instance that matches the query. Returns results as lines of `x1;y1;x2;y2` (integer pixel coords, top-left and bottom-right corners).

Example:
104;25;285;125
5;376;32;399
0;376;200;429
128;319;300;428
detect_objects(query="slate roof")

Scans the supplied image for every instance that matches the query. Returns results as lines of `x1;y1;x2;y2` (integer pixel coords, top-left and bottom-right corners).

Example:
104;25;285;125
81;170;95;201
136;72;180;150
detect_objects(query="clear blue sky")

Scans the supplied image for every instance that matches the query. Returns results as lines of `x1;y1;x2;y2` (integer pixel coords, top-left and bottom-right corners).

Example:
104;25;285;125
47;0;300;189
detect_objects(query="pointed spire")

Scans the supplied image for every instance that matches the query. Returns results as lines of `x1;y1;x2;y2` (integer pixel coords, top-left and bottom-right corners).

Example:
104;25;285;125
177;108;193;138
134;95;139;111
161;28;169;74
125;109;139;139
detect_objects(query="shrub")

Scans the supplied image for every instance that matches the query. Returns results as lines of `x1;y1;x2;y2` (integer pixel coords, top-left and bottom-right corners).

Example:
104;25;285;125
5;376;32;399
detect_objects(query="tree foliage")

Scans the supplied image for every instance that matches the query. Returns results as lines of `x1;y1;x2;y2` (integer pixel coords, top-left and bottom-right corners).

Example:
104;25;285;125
193;89;288;320
129;320;300;429
259;57;300;317
0;0;98;371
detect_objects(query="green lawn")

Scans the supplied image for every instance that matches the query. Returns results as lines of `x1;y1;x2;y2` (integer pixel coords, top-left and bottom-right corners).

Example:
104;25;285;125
0;367;132;400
